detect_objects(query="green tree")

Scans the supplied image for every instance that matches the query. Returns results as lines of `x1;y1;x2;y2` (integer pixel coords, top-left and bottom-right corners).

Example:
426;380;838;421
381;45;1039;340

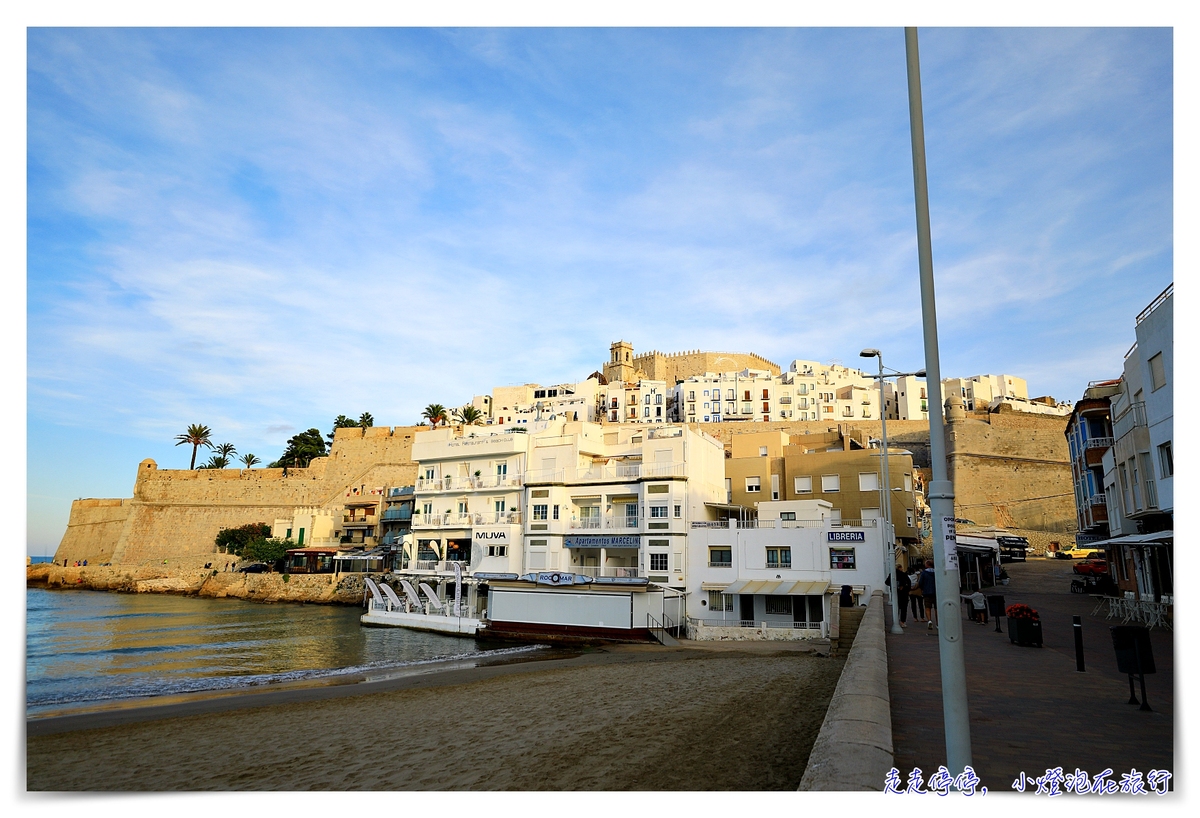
422;404;449;428
327;414;359;446
215;442;237;460
358;412;374;428
174;424;214;470
199;454;230;469
271;428;327;468
240;453;261;468
214;523;272;556
454;405;484;425
243;537;292;566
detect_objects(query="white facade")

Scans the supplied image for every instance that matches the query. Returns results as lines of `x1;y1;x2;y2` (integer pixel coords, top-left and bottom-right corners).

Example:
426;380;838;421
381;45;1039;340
522;423;726;588
472;378;600;426
686;499;886;638
886;374;929;421
673;362;882;425
942;374;1028;412
602;379;670;424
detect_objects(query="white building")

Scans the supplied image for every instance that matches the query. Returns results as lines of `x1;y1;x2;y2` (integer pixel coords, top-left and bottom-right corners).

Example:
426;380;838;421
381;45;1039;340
885;374;929;421
472;378;601;426
942;374;1028;412
602;379;670;424
673;362;883;425
522;422;726;588
686;499;887;640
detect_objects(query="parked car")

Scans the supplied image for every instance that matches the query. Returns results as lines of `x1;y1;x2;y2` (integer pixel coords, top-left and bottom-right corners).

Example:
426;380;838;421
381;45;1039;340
1073;558;1109;576
237;562;270;573
1056;546;1096;560
997;536;1029;563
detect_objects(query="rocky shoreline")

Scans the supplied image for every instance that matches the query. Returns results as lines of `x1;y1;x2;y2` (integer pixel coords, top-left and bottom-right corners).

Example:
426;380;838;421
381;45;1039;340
26;563;365;605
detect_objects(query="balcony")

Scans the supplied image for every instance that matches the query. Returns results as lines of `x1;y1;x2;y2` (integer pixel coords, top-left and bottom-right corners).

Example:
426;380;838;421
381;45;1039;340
1112;402;1147;442
415;474;523;492
525;462;685;485
1088;494;1106;506
381;508;412;522
342;515;377;527
412;511;522;528
573;565;641;578
778;396;792;405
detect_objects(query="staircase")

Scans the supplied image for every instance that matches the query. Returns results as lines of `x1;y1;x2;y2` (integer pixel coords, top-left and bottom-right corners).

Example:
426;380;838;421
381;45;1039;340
833;606;865;657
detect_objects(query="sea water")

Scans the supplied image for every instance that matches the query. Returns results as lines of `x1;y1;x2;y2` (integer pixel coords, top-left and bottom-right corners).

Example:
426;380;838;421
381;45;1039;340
26;587;533;715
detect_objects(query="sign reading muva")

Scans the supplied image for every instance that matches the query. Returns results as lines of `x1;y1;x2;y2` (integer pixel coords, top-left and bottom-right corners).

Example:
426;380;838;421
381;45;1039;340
474;528;511;546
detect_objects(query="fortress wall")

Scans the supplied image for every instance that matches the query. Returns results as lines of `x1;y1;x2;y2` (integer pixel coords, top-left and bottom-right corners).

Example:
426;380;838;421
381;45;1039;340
632;350;783;383
55;426;425;567
53;499;133;566
946;416;1074;533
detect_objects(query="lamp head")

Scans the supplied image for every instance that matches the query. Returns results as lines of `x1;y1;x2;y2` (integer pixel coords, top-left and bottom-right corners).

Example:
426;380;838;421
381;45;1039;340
860;348;880;358
915;369;927;378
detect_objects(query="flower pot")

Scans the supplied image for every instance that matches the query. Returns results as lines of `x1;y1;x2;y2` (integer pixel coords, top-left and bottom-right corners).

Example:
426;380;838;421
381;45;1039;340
1007;617;1042;647
1000;578;1010;585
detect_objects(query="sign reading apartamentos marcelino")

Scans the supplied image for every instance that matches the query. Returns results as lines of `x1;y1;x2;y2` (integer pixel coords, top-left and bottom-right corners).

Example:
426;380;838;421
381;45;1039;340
827;531;866;542
563;535;641;548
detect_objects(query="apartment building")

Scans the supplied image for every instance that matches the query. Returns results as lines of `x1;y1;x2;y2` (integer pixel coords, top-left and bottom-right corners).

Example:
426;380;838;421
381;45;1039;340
943;374;1028;412
471;378;601;426
886;374;929;421
686;499;886;639
723;428;920;567
1065;379;1120;543
522;422;726;589
601;379;670;425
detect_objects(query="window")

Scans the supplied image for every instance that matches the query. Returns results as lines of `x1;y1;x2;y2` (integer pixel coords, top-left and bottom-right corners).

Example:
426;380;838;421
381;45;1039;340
286;528;292;539
487;545;508;557
422;502;433;517
644;406;650;418
907;509;915;527
707;590;733;611
725;478;732;503
743;391;751;401
904;474;913;493
644;394;651;405
650;553;669;571
759;446;768;457
496;462;507;478
656;406;662;417
495;499;506;514
458;501;469;515
821;474;840;492
726;389;735;400
859;472;880;492
1149;352;1166;391
1158;442;1173;478
766;547;792;568
794;476;812;494
425;468;435;480
762;389;770;400
532;504;548;521
656;394;663;405
842;406;853;417
553;504;560;520
647;484;669;493
770;474;780;500
674;504;682;518
709;548;732;567
780;512;796;521
746;476;761;493
650;505;668;518
830;548;856;569
531;489;549;498
765;597;792;615
689;391;695;401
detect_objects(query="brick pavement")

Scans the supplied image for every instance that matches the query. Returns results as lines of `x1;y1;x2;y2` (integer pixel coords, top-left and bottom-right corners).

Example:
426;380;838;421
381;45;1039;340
886;558;1173;793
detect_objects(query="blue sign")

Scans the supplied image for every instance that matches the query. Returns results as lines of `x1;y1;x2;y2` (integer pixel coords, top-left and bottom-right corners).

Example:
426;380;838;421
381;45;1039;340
827;531;866;542
563;535;641;548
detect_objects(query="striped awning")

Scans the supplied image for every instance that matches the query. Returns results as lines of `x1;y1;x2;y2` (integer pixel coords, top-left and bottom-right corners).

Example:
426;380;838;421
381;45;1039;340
722;579;830;596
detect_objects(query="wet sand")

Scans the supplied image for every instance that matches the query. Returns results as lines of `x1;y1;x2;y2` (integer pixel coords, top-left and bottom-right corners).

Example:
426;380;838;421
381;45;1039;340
27;643;843;791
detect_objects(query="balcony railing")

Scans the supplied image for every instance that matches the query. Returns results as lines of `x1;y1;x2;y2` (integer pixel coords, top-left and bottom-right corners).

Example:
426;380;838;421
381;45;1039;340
415;475;524;492
381;509;412;521
690;518;877;529
1084;437;1114;450
525;462;685;484
342;515;377;526
412;511;522;528
574;565;641;578
1112;402;1147;441
1144;480;1159;510
708;560;733;568
1089;494;1107;506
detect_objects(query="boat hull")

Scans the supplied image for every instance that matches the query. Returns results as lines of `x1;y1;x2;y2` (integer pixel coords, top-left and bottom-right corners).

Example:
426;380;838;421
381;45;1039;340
360;609;481;635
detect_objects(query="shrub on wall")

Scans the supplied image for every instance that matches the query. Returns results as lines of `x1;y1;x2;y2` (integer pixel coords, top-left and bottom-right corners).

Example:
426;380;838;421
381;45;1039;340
215;523;271;556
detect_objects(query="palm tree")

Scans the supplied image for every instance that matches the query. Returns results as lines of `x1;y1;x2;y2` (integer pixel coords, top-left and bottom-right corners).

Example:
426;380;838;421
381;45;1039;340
454;405;484;425
215;443;237;462
422;404;449;428
200;454;230;469
240;453;261;469
358;412;374;428
174;424;214;470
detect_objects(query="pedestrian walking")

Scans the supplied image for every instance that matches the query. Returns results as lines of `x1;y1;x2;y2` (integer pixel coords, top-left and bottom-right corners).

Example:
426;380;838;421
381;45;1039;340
920;560;938;629
895;566;911;627
908;568;925;621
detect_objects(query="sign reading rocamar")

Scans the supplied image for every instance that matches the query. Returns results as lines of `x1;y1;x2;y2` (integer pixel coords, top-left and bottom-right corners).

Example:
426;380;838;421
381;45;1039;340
828;531;866;542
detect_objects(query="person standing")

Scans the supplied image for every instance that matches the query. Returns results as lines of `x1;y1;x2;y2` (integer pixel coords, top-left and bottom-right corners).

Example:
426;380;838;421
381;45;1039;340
895;565;912;627
908;567;925;622
920;559;938;629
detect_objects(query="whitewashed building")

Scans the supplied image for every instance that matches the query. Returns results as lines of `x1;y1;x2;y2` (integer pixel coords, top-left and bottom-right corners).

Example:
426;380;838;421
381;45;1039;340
601;379;670;425
686;499;887;640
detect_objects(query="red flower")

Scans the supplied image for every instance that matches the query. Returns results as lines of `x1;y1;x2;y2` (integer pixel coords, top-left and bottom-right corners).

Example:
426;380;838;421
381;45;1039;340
1006;603;1040;621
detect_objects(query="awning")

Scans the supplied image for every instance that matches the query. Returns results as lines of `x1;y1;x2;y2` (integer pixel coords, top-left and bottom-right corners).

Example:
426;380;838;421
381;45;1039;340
722;579;829;595
956;544;997;556
700;582;729;591
1083;531;1173;549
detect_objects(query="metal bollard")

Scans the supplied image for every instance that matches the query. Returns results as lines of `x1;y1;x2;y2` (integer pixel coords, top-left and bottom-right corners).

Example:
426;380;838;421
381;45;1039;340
1073;615;1085;672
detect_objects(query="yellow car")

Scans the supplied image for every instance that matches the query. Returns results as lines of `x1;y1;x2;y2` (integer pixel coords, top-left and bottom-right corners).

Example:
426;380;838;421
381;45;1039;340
1055;546;1099;560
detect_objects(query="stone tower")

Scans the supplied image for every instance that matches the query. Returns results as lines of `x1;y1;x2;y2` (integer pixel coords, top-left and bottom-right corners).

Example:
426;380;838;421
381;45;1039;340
605;340;637;384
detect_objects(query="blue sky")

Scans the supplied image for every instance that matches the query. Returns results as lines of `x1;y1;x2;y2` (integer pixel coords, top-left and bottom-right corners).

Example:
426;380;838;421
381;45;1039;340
26;27;1173;554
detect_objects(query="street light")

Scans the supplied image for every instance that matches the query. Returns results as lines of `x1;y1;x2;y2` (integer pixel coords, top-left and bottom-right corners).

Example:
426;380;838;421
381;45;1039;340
905;25;973;776
860;349;904;635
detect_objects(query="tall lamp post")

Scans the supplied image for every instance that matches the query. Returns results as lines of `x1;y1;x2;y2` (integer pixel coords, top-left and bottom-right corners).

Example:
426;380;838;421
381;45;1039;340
860;350;924;635
905;26;973;776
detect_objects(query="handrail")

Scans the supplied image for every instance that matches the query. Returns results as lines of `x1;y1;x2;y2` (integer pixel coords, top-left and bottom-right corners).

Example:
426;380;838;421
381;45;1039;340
1135;282;1172;326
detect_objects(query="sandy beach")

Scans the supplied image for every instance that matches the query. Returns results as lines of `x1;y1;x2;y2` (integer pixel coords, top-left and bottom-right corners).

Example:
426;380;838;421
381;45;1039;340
27;642;843;791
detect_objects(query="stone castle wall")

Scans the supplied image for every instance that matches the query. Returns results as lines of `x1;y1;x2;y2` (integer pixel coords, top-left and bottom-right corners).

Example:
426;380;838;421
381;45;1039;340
633;349;782;382
55;426;425;567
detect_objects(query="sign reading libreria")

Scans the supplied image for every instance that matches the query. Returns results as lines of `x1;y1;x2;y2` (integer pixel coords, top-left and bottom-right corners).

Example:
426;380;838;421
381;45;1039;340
563;535;641;548
827;531;866;542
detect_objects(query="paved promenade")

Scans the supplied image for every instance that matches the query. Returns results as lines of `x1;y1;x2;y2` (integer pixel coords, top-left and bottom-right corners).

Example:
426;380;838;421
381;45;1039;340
886;558;1173;793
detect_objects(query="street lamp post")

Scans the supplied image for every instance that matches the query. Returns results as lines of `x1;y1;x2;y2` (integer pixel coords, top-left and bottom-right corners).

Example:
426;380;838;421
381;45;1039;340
860;349;902;635
905;25;973;776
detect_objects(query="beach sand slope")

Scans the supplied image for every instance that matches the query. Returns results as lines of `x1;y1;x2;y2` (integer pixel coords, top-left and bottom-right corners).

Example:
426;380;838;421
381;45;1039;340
28;649;842;791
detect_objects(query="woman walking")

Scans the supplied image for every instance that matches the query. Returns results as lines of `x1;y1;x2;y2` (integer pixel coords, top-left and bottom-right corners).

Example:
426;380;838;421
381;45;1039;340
908;566;925;622
895;566;912;627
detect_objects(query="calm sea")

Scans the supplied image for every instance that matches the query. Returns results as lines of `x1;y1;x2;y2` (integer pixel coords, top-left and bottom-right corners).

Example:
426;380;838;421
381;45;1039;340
26;588;533;715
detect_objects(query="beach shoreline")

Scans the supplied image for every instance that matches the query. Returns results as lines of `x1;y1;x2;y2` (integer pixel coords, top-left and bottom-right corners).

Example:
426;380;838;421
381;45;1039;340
27;641;843;790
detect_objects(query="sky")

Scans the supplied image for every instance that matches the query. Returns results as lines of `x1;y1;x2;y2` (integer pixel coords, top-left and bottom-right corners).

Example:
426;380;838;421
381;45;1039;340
25;27;1173;555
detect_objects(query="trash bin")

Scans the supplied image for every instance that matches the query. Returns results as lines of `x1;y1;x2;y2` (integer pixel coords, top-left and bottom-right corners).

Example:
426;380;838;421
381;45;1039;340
1111;624;1155;710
